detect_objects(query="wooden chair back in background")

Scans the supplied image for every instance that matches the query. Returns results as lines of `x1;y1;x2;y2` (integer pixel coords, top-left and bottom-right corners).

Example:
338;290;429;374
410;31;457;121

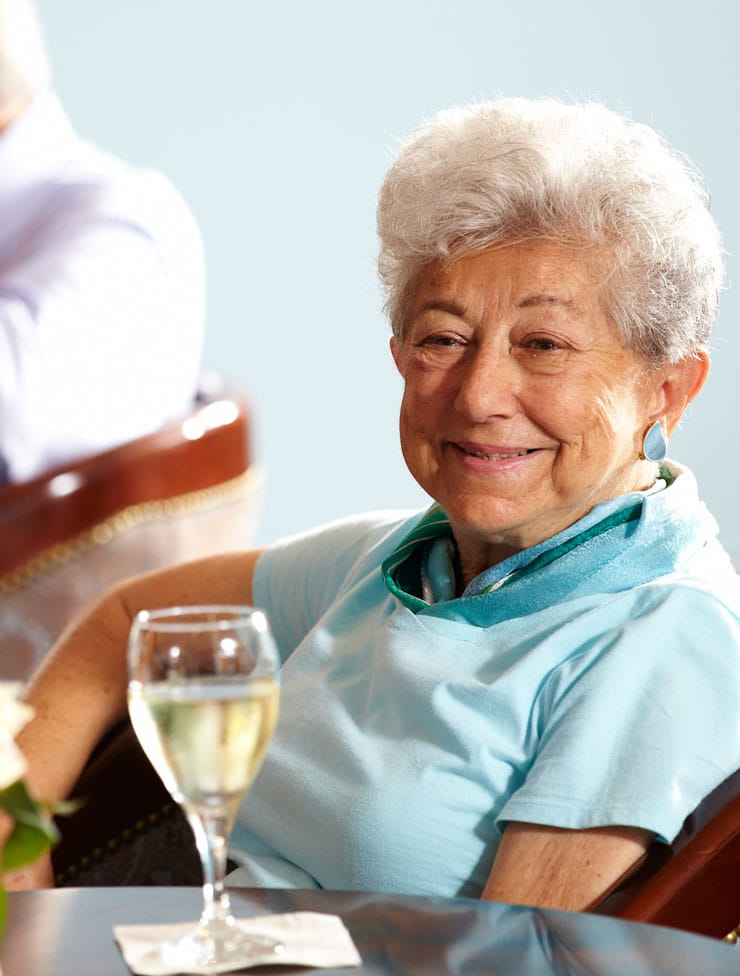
0;373;265;683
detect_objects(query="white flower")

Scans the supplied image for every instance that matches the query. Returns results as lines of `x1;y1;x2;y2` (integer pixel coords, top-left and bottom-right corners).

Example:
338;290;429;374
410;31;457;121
0;682;34;791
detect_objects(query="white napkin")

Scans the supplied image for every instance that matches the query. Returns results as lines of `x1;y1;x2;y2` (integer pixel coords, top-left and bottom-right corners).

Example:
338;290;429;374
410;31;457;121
114;910;362;975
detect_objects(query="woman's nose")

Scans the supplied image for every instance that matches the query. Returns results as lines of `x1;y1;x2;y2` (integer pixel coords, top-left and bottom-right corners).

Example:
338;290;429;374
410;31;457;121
453;345;519;421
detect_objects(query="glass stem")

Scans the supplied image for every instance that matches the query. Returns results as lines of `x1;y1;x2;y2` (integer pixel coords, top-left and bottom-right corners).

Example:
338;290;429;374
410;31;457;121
189;810;234;927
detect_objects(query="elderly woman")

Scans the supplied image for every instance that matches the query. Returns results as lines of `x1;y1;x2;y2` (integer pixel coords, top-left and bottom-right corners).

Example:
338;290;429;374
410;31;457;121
11;97;740;913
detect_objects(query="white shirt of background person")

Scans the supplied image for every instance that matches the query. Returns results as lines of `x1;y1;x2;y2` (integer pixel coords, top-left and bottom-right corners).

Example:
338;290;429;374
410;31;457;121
0;0;206;484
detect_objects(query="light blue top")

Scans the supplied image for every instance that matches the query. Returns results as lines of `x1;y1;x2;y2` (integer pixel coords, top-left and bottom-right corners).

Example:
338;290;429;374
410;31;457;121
229;461;740;898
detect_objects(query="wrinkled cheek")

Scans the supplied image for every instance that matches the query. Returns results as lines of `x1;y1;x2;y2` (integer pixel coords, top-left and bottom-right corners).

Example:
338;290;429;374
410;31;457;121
398;413;442;487
550;441;600;497
398;407;423;465
399;392;432;442
553;431;627;501
589;391;642;441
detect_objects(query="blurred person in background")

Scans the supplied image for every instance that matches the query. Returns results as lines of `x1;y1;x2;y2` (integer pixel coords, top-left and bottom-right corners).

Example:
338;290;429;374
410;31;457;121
0;0;205;485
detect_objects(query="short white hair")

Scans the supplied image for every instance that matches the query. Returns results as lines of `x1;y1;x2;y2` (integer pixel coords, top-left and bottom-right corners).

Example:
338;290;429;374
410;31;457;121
377;98;724;365
0;0;50;109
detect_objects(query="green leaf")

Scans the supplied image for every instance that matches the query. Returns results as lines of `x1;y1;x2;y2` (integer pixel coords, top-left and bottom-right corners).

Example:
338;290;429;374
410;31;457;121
0;779;36;818
0;780;58;871
0;779;55;831
1;820;53;872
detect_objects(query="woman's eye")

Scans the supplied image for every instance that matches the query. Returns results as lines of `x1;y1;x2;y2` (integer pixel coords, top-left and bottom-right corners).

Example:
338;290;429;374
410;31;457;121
524;336;562;351
518;334;571;373
411;332;468;365
416;333;465;350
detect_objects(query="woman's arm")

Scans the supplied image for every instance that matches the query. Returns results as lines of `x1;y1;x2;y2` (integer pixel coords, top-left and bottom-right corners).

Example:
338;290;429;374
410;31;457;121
482;821;652;912
4;548;264;888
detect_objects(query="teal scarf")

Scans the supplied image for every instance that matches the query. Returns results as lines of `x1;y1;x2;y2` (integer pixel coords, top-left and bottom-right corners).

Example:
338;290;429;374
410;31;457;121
381;468;674;612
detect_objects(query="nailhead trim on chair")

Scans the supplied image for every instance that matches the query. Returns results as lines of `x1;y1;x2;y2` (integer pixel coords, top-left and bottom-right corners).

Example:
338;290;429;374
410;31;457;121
0;466;263;596
53;801;177;885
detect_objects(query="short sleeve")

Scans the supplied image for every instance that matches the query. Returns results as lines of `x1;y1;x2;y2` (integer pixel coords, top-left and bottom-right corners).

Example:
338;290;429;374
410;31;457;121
498;584;740;843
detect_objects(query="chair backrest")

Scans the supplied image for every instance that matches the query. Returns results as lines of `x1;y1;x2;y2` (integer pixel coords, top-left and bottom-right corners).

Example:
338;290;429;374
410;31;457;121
0;376;265;682
596;769;740;939
52;717;201;887
614;783;740;939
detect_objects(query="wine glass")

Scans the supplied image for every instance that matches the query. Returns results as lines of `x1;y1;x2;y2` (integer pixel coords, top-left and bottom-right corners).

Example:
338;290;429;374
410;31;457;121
127;605;281;970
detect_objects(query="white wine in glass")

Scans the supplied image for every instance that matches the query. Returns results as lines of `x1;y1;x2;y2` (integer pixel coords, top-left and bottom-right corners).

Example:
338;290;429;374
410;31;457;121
127;605;281;970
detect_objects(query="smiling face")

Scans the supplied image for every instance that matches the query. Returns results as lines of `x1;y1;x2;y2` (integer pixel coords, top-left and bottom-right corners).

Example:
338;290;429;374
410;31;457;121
391;241;693;581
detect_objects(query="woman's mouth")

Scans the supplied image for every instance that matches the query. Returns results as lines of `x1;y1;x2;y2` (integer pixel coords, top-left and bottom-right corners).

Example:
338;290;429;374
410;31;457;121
455;443;538;461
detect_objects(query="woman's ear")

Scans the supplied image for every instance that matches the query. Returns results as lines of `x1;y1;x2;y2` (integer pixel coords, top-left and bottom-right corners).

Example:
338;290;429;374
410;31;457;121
655;350;710;435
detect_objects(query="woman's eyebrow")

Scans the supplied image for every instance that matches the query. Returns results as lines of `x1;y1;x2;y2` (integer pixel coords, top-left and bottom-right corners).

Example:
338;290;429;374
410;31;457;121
415;299;465;316
414;295;580;318
518;293;577;310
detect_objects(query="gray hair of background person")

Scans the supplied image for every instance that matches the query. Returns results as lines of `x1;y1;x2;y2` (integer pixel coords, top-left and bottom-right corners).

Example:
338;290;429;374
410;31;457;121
0;0;50;111
376;98;724;366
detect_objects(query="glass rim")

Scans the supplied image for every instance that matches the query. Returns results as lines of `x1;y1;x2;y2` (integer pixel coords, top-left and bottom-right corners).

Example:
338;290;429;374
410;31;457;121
133;604;267;634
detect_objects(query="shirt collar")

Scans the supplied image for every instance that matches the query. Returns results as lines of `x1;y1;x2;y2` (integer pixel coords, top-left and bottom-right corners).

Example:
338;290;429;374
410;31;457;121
382;465;675;611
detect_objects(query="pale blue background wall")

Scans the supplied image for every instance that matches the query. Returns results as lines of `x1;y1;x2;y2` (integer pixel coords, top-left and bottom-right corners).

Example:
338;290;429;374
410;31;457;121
35;1;740;555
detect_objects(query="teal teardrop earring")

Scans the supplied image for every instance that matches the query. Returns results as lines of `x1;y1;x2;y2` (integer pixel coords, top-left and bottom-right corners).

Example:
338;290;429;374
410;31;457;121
641;421;667;462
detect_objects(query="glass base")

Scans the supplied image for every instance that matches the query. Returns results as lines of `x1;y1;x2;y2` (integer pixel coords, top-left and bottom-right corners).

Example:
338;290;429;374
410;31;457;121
147;917;284;972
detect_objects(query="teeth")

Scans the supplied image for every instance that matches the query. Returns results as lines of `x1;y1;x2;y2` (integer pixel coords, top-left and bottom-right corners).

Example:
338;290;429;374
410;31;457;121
467;449;531;460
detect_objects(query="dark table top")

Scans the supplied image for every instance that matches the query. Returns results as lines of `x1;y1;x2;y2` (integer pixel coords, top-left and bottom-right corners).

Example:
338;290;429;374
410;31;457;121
1;886;738;976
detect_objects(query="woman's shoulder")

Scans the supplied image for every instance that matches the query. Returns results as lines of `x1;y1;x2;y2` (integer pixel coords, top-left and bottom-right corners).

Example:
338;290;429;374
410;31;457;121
253;509;425;649
257;508;425;594
265;508;424;556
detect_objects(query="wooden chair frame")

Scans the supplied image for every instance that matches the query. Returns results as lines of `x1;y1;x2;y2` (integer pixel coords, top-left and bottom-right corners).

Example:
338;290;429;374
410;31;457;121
0;377;264;682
